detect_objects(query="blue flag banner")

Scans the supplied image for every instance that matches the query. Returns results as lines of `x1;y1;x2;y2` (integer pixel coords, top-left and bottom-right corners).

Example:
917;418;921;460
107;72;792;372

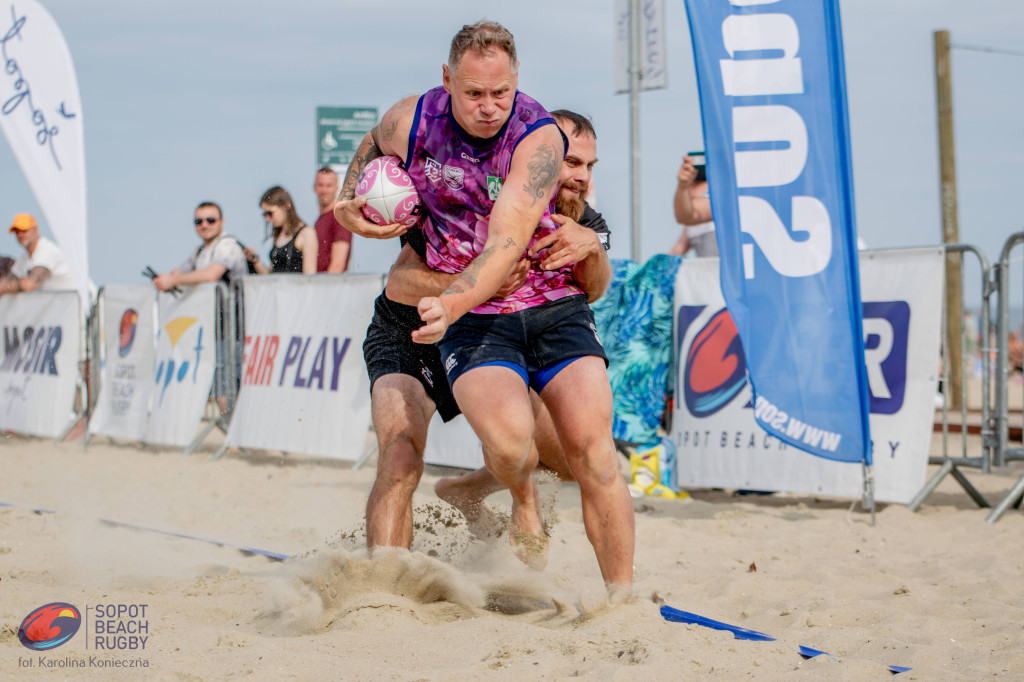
682;0;871;464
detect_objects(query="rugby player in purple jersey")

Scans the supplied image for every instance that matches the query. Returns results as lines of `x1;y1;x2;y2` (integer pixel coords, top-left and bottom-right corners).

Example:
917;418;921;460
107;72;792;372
336;21;633;601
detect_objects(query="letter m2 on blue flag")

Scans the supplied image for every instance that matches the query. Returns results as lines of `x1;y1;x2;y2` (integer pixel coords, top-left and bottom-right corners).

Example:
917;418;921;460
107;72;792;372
683;0;871;465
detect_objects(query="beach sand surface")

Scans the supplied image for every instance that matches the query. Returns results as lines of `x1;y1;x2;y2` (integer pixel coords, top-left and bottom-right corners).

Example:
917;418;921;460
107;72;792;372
1;432;1022;680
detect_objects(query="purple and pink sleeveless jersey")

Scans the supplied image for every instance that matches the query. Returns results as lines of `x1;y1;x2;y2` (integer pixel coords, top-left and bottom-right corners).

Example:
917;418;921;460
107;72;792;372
404;87;583;314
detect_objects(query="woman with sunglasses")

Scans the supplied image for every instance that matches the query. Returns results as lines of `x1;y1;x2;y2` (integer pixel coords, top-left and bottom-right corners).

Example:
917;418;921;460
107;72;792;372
248;186;318;274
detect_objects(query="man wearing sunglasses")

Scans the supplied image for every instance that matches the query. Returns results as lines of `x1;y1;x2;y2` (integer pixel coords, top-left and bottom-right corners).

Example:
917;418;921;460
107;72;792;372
153;202;248;292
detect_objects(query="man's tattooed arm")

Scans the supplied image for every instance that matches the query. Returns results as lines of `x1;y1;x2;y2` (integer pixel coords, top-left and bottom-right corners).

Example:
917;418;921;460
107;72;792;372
339;131;384;201
442;246;493;296
522;143;560;205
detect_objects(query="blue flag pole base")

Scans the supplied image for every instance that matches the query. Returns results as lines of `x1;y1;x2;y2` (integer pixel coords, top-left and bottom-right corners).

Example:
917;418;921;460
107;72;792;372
660;605;775;641
660;605;910;674
863;462;877;525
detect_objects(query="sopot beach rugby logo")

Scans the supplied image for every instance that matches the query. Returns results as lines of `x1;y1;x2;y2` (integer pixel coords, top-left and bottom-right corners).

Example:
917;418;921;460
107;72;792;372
118;309;138;357
681;307;748;418
18;603;82;650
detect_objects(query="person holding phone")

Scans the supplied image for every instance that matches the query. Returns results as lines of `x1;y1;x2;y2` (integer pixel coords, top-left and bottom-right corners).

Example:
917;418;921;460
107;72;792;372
669;152;717;257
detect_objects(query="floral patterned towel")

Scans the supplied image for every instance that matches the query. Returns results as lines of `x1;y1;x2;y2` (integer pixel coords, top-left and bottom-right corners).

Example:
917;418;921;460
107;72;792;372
592;255;682;447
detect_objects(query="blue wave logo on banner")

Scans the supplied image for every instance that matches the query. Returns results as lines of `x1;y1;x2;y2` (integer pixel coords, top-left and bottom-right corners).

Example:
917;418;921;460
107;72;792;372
118;308;138;357
683;0;871;464
680;307;747;417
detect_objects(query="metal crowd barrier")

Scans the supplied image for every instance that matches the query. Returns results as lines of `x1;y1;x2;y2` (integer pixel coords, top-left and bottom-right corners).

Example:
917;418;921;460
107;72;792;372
50;292;91;442
80;287;106;447
184;282;233;455
986;231;1024;522
206;279;244;461
908;244;995;511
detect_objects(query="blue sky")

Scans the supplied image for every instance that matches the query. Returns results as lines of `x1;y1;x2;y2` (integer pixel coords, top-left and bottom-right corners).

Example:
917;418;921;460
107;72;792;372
1;0;1022;307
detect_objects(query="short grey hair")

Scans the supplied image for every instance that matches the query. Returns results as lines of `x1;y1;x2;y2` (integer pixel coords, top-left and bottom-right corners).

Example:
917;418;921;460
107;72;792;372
448;20;517;73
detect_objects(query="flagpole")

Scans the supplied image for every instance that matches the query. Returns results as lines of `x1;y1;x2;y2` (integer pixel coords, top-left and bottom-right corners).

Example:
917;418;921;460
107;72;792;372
935;29;963;410
629;0;642;262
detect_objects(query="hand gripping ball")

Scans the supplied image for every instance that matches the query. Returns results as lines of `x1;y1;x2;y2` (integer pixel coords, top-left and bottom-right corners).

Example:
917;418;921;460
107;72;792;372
355;156;422;227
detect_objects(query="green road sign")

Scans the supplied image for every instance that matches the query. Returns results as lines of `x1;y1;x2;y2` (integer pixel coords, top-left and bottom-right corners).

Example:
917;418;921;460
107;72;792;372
316;106;378;172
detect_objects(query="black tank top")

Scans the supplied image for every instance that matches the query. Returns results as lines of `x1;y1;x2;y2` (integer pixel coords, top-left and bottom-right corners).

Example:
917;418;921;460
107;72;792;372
269;226;307;273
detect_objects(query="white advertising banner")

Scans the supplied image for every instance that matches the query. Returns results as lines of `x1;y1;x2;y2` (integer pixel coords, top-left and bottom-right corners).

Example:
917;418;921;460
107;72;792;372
671;248;944;504
423;413;484;470
89;285;156;441
0;290;80;437
614;0;668;93
225;275;381;460
144;283;218;447
0;1;90;302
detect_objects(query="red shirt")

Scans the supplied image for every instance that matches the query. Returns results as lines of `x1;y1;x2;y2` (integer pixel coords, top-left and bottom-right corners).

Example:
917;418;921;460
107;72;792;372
314;210;353;272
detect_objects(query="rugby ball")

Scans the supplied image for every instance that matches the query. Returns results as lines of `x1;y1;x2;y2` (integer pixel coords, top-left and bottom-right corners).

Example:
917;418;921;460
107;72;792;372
355;156;422;227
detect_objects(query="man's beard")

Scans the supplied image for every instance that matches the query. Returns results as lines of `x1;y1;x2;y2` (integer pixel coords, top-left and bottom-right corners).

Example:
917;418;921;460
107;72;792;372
555;185;586;222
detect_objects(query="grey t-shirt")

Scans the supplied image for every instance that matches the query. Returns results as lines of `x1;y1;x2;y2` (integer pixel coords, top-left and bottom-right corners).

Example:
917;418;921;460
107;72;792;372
181;234;248;283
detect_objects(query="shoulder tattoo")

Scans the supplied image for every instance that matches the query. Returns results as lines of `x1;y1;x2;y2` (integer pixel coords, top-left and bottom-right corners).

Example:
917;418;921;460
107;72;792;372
380;116;399;143
523;143;559;205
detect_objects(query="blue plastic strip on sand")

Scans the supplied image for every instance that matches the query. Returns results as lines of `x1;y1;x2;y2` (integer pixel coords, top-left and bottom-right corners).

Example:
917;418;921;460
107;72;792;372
1;500;289;561
659;605;776;641
661;605;911;674
0;501;55;513
99;518;292;561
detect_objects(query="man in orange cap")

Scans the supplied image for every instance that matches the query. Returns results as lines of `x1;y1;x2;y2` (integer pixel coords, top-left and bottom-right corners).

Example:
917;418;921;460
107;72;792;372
0;213;75;295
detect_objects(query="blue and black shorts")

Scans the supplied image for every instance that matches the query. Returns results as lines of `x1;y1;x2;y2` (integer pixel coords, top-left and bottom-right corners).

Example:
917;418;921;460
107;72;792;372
363;292;461;422
437;294;608;394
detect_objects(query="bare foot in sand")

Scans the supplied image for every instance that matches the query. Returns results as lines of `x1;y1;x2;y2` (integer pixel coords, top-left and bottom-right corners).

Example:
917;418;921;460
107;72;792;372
510;526;548;570
606;582;634;606
509;479;547;570
435;474;505;539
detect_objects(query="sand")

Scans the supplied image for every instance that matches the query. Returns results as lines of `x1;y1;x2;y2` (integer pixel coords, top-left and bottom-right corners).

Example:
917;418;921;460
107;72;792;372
1;430;1022;680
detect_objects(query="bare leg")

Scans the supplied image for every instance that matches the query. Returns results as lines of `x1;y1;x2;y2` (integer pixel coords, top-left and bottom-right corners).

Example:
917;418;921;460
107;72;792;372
452;366;546;567
365;374;434;553
540;356;635;596
530;391;575;481
436;391;574;542
434;466;506;537
435;388;574;515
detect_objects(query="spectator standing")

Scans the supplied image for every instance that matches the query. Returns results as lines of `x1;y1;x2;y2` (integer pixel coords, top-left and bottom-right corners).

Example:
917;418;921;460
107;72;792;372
313;167;352;273
250;186;317;274
0;213;76;295
669;153;717;257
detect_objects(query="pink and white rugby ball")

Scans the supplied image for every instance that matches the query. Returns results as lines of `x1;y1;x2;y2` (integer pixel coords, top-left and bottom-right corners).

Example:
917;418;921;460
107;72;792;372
355;156;421;227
